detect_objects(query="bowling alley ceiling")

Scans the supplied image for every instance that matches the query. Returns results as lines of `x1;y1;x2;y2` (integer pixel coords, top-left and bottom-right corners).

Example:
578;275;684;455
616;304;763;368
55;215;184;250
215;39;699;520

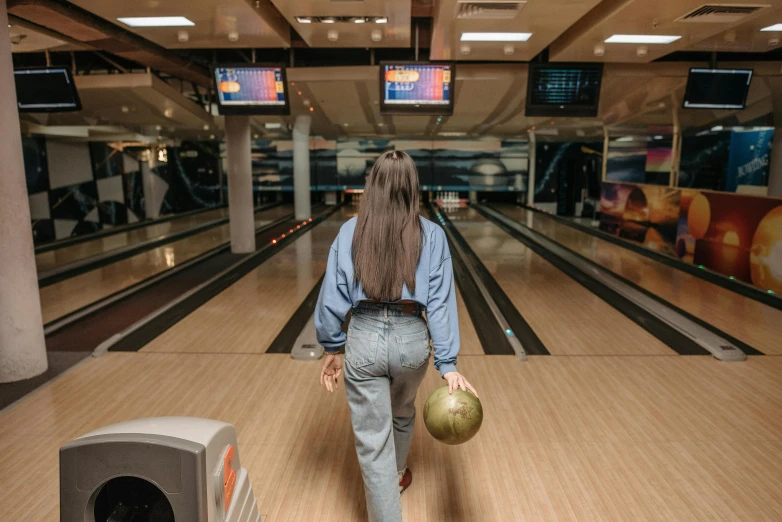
7;0;782;140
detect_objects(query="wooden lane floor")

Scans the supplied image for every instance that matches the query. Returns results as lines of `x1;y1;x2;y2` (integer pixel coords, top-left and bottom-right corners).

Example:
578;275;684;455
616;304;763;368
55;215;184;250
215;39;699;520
141;207;484;356
35;207;229;273
494;204;782;356
1;352;780;521
448;207;674;356
141;207;350;354
39;205;292;324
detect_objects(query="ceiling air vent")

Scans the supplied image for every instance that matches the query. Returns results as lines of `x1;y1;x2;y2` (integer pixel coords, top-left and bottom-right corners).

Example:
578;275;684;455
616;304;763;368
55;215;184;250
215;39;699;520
456;1;526;20
676;4;768;23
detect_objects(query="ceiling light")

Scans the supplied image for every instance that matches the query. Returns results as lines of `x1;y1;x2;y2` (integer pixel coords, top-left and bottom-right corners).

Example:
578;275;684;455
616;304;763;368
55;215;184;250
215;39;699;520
296;17;312;24
371;30;382;42
654;135;663;140
265;122;282;129
593;44;605;57
253;134;259;139
163;108;173;118
121;106;129;113
605;34;681;44
322;17;336;24
327;30;338;42
228;31;239;42
636;46;648;57
503;44;515;55
461;32;532;42
615;136;633;142
761;24;782;31
117;16;194;27
375;17;388;24
203;124;210;131
460;44;471;55
209;134;215;140
177;30;189;43
155;125;162;131
711;125;723;132
354;18;366;24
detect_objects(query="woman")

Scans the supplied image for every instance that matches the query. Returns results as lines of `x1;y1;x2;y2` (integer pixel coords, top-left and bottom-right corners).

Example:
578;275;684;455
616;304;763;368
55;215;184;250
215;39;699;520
315;150;478;522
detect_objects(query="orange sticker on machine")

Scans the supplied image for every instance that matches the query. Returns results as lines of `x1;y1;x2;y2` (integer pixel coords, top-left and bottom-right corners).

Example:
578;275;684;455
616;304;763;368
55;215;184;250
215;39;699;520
224;469;237;511
223;446;236;512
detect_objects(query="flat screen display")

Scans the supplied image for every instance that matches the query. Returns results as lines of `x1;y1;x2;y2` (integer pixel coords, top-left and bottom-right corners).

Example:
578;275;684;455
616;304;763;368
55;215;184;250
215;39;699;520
14;68;81;112
526;63;603;117
213;65;289;115
683;68;752;110
380;63;455;115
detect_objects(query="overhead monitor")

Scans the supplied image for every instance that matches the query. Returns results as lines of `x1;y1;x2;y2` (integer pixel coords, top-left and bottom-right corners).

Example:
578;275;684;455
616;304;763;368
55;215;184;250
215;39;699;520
213;65;290;115
380;62;455;115
525;63;603;118
683;68;752;110
14;68;82;112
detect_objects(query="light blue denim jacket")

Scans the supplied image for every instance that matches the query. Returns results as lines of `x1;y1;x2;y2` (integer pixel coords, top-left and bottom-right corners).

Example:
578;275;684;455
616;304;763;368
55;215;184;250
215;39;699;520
314;216;459;377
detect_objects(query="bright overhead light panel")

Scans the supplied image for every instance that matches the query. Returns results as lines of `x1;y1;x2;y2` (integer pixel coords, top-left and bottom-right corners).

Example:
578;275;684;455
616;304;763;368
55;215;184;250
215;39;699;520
117;16;194;27
460;32;531;42
761;24;782;31
605;34;681;44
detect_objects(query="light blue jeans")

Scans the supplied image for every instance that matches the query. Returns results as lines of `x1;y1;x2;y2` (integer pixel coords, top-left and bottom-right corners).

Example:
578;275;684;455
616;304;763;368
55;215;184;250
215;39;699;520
344;303;431;522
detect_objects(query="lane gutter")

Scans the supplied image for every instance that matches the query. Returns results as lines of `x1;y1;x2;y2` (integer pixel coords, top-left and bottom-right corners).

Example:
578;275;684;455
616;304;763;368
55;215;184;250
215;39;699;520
477;204;755;360
96;205;342;354
517;203;782;312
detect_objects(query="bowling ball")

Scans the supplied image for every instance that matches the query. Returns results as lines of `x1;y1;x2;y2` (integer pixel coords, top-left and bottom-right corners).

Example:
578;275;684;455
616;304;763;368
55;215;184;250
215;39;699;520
423;385;482;445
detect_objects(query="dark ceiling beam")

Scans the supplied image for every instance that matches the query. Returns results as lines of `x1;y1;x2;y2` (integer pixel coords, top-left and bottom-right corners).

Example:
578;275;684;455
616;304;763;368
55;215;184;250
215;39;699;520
244;0;292;46
7;0;211;86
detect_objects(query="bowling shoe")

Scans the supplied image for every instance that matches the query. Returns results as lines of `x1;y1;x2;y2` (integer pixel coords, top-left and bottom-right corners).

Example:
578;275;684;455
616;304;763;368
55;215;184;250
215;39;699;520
398;468;412;494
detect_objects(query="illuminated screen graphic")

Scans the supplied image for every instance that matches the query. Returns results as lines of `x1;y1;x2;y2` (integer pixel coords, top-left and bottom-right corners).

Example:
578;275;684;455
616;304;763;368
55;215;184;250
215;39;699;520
382;64;453;107
215;67;286;106
526;64;602;117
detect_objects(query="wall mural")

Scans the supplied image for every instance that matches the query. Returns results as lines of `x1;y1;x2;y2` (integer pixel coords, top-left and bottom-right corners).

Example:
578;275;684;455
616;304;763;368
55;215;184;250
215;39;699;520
600;181;782;293
679;133;731;191
242;138;528;192
158;141;222;213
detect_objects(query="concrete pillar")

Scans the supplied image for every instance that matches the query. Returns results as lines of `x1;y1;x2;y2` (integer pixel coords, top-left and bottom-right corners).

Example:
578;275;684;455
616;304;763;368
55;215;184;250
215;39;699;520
0;0;48;383
601;126;609;182
769;131;782;198
671;105;682;187
141;150;162;219
527;131;536;205
293;115;312;221
225;116;255;254
766;78;782;198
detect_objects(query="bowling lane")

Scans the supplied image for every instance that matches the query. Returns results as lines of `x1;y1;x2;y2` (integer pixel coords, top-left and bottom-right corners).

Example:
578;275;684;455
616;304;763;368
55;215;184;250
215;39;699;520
39;205;292;324
495;204;782;355
142;208;351;354
35;206;229;273
448;207;674;356
143;208;485;356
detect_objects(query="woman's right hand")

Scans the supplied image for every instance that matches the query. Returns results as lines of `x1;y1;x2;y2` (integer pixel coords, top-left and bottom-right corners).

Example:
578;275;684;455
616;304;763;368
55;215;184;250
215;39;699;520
443;372;478;398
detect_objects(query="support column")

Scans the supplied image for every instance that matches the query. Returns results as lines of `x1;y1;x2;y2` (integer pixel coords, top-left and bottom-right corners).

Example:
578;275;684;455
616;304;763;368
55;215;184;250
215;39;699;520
225;116;255;254
769;131;782;197
766;78;782;198
671;106;682;187
142;150;162;219
526;131;536;206
601;126;609;182
0;0;47;383
293;115;312;221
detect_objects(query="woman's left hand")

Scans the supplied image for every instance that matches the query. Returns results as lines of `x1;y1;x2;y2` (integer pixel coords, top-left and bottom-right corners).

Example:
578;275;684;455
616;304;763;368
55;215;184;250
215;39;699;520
320;353;343;393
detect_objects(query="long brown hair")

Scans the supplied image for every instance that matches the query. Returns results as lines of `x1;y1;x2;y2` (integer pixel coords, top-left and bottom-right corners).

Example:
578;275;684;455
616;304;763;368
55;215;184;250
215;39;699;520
352;150;423;301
